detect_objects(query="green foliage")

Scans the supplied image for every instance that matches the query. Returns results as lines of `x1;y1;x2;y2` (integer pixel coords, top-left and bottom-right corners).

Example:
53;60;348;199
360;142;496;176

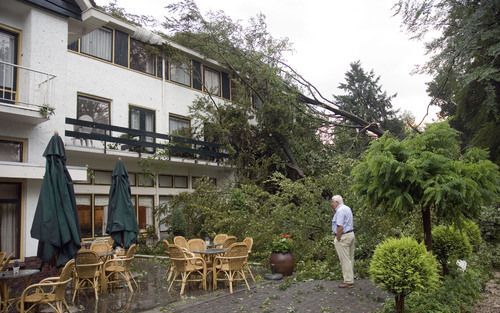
369;237;439;298
170;206;187;236
295;260;341;281
432;225;472;274
271;234;293;253
454;219;482;251
394;0;500;164
352;122;500;250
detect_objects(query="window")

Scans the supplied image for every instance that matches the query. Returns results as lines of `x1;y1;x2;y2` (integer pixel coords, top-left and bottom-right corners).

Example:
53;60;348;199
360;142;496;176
0;140;23;162
137;196;154;230
80;28;112;61
67;40;78;52
170;62;191;86
77;95;110;134
158;175;173;188
0;183;21;258
0;28;18;102
192;60;202;90
192;176;217;188
128;173;136;186
169;115;190;135
158;196;172;233
94;170;112;185
221;72;231;100
204;67;221;96
94;196;108;237
76;195;92;238
130;39;156;75
137;173;154;187
173;176;188;188
129;107;155;153
114;30;129;67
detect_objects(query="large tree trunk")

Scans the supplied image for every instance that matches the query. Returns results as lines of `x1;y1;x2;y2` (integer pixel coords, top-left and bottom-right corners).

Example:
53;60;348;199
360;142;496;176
422;207;432;251
395;294;405;313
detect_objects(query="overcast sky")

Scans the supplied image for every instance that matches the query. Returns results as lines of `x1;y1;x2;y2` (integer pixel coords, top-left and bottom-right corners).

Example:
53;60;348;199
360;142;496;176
95;0;439;122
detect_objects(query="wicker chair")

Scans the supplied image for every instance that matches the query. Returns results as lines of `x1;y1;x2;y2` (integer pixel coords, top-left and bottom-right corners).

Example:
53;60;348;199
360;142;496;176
90;240;112;263
104;244;138;292
222;236;237;249
213;234;228;247
213;242;250;293
168;245;207;295
187;239;206;254
242;237;256;282
162;240;174;282
0;252;11;271
18;259;75;313
72;250;102;302
173;236;189;250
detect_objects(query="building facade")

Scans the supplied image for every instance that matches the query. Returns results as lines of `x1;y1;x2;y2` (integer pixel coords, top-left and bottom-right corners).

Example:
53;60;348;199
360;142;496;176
0;0;234;261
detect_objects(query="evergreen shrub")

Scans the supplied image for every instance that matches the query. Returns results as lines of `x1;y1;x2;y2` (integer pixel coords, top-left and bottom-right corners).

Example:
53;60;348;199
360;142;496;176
171;206;187;236
454;219;482;251
369;237;439;313
432;225;472;274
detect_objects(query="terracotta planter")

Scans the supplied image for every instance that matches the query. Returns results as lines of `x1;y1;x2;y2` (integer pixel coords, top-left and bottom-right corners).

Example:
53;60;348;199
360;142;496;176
269;252;295;276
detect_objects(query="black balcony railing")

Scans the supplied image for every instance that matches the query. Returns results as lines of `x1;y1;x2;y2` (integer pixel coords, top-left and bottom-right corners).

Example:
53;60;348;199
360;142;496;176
65;117;229;162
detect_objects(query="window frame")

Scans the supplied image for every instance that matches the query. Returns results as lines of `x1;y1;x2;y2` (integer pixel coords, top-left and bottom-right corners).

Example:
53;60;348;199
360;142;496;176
0;139;23;162
80;27;113;62
169;114;191;134
129;106;156;153
0;27;19;103
0;182;22;259
76;94;111;134
169;61;191;86
203;66;221;96
130;38;157;76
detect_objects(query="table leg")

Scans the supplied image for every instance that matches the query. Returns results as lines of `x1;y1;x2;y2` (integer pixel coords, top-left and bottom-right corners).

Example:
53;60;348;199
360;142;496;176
100;264;108;293
0;282;9;313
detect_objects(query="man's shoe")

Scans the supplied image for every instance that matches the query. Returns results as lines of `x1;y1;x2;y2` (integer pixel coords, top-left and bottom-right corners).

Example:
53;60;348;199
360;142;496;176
338;283;354;288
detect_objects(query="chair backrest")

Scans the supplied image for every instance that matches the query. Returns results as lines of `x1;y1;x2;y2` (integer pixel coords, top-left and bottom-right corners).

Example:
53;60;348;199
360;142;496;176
56;259;75;299
213;234;228;245
224;242;249;270
173;236;188;249
0;253;11;271
75;250;101;279
162;240;170;256
187;238;206;252
90;240;111;255
168;245;189;272
222;236;237;248
243;237;253;253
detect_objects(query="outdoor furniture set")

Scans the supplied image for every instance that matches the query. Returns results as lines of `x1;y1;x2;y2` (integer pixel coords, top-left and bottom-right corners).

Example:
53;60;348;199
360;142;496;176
165;235;255;295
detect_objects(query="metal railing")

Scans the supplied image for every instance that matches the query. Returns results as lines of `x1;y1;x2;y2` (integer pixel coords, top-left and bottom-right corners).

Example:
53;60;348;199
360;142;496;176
65;117;229;163
0;60;56;108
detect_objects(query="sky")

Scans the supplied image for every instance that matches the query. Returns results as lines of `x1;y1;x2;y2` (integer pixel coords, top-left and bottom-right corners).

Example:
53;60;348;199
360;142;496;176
95;0;440;123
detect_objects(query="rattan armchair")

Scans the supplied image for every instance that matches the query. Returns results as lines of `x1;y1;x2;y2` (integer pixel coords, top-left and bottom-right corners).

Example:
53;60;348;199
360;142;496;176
104;244;138;292
213;234;228;247
173;236;189;250
0;252;11;271
168;245;207;295
222;236;237;248
18;259;75;313
162;240;174;283
187;239;206;254
73;250;103;302
90;240;112;263
242;237;256;282
213;242;250;293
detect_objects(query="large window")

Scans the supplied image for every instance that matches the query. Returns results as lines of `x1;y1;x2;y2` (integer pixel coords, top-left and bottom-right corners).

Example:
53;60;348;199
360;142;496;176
94;196;108;237
80;28;112;61
170;62;191;86
130;107;155;153
130;39;156;75
131;196;154;230
0;28;18;102
77;95;110;134
0;183;21;258
203;67;221;96
76;195;92;238
114;29;129;67
0;140;23;162
169;115;190;135
75;195;108;238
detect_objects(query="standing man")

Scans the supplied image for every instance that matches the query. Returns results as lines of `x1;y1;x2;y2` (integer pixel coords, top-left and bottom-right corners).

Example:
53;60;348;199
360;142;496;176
331;195;355;288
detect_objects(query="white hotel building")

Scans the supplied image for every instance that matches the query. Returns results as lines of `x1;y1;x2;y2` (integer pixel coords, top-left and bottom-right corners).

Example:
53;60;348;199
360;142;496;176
0;0;234;262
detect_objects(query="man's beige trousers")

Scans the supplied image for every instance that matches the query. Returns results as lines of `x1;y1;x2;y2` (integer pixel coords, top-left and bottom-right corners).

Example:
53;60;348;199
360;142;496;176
334;232;355;284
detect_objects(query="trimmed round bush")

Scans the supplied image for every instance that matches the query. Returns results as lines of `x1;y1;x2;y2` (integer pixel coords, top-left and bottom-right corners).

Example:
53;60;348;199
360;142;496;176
369;237;439;313
432;225;472;274
454;219;482;251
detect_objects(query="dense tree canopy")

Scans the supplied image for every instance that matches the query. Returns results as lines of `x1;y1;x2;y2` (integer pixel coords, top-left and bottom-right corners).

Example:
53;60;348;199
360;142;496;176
395;0;500;164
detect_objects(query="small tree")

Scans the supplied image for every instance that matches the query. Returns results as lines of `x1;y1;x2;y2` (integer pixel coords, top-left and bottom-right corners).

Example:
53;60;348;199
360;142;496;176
369;237;439;313
432;225;472;275
171;206;187;236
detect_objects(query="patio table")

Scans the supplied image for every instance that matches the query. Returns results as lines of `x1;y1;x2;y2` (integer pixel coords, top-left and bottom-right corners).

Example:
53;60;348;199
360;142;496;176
0;269;40;313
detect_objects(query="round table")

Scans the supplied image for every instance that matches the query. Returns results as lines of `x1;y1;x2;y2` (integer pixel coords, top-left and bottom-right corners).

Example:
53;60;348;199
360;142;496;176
0;269;40;313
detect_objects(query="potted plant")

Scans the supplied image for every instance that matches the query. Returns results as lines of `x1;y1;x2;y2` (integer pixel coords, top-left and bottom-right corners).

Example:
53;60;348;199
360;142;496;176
269;234;294;276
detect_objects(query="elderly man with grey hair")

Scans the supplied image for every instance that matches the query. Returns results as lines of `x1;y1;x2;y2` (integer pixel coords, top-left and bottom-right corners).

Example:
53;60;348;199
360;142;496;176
331;195;355;288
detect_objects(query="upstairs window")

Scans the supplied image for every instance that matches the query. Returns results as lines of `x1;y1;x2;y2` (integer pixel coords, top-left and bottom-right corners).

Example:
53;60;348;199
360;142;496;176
203;67;221;96
169;115;190;135
0;28;18;102
130;39;156;75
77;95;110;134
170;62;191;86
80;28;112;61
0;140;23;162
114;30;129;67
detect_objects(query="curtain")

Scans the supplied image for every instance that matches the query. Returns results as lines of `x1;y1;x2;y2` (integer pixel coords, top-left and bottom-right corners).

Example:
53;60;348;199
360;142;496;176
130;109;140;130
0;203;17;257
0;31;15;90
170;63;191;85
81;28;112;61
204;69;220;95
94;196;108;237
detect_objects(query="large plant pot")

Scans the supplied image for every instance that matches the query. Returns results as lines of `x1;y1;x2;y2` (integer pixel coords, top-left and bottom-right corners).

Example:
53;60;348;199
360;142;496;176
269;252;295;276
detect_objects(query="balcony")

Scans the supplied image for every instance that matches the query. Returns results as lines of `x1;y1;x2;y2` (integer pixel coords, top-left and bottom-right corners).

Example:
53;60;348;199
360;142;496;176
64;117;229;166
0;60;56;124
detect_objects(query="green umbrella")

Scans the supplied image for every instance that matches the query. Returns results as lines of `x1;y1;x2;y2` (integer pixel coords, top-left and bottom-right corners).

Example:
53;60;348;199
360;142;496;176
106;159;138;248
31;134;81;267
